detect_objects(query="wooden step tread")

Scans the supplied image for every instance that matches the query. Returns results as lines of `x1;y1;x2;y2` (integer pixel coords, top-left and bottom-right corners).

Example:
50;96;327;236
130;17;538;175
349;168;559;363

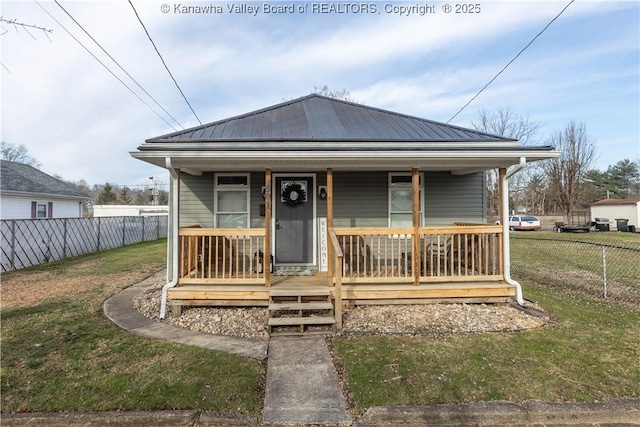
268;302;334;311
269;288;330;297
268;317;336;326
270;330;333;337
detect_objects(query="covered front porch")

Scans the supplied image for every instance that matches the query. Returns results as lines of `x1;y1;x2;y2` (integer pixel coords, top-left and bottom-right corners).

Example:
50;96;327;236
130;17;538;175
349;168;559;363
168;168;515;327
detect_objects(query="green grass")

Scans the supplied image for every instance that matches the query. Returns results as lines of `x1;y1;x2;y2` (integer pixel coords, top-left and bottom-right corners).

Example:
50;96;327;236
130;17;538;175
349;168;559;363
513;230;640;245
510;232;640;301
335;284;640;413
1;240;264;415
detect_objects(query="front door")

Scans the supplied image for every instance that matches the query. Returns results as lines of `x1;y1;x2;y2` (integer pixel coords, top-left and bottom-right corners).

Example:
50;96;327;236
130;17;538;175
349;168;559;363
274;176;314;264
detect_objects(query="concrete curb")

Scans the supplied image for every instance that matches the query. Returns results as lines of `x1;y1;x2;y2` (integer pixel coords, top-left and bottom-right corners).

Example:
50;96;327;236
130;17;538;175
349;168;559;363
355;399;640;426
1;410;259;426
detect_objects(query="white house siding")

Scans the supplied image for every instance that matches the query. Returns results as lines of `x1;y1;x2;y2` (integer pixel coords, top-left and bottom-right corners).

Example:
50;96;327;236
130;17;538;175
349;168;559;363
591;203;639;230
0;194;83;220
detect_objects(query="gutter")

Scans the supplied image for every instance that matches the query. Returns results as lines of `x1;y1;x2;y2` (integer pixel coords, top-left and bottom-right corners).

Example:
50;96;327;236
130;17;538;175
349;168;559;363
502;157;526;306
159;158;179;319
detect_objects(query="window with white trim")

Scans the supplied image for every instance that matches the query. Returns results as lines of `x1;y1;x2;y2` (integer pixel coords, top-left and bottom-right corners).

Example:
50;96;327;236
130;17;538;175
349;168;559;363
37;203;48;218
214;174;250;228
388;173;423;227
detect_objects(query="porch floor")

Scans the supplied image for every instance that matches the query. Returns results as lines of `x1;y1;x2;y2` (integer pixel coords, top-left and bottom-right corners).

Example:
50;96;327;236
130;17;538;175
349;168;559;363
168;275;516;307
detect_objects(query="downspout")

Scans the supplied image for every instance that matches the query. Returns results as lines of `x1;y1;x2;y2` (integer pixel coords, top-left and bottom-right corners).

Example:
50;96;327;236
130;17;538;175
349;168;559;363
502;157;526;305
160;158;179;319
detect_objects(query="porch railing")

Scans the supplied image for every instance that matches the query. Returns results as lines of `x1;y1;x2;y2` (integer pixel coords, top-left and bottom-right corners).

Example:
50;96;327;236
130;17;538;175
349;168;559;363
178;226;266;284
178;224;503;286
333;225;503;284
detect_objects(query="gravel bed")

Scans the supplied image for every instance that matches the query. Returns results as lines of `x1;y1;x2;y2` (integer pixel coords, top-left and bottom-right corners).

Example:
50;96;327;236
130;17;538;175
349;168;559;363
133;272;549;342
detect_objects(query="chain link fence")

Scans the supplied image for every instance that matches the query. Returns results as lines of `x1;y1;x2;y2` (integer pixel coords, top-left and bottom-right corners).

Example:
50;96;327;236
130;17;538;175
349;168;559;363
511;232;640;308
1;216;168;272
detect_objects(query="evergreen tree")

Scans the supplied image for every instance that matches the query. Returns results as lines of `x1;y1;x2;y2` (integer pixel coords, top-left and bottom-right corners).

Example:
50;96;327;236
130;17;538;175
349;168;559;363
158;190;169;205
119;187;133;205
96;183;118;205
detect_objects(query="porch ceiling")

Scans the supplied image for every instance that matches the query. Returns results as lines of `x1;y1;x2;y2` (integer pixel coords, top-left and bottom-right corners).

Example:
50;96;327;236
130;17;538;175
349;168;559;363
131;147;560;175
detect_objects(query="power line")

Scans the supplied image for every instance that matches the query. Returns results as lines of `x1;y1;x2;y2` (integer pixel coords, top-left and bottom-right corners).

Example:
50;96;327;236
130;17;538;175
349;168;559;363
128;0;202;125
52;0;184;130
447;0;575;124
33;0;179;131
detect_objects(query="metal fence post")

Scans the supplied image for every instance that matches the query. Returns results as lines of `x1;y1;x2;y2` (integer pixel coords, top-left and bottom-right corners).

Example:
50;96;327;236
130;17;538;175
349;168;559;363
602;245;607;299
141;216;145;243
10;220;16;270
63;218;68;259
123;217;127;247
97;217;101;252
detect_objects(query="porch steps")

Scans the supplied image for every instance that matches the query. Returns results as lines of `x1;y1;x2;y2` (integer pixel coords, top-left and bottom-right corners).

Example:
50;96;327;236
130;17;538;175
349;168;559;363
268;286;336;336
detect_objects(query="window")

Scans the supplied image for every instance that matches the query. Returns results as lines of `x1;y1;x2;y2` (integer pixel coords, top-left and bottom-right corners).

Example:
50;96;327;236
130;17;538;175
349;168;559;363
214;174;250;228
31;201;50;219
389;173;423;227
37;203;47;218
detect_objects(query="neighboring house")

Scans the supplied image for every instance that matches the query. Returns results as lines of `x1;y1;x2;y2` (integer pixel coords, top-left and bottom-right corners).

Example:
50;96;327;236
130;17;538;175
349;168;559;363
590;198;640;230
0;160;90;220
93;205;169;217
132;94;560;326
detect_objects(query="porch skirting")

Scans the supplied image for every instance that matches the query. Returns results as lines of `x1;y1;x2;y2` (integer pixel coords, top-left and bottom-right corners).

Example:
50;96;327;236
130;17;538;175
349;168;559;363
167;280;516;309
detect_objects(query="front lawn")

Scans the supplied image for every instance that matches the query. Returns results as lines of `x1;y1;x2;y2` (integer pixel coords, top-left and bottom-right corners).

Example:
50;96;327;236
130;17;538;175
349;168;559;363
0;240;264;415
334;284;640;414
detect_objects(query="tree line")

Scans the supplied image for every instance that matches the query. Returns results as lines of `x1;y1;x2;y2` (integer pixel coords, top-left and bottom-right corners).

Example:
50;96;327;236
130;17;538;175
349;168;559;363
472;109;639;219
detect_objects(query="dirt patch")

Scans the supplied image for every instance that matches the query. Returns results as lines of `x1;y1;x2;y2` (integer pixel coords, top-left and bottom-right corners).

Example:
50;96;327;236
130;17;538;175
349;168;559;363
0;261;155;310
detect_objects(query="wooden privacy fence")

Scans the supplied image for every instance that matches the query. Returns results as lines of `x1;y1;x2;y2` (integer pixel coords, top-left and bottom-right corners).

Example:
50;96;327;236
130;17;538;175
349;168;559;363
1;216;168;272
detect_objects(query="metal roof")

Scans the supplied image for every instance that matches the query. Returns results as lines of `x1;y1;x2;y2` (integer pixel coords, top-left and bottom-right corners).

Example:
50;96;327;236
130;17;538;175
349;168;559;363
146;94;517;143
0;160;90;199
591;198;640;206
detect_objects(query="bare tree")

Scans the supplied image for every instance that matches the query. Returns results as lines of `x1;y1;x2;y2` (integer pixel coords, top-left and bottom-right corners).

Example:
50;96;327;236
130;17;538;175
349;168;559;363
471;107;542;216
543;121;597;219
1;141;42;168
312;85;358;103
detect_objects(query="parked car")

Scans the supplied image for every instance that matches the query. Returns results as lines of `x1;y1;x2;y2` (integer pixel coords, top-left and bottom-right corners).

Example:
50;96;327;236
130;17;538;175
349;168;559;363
509;215;541;231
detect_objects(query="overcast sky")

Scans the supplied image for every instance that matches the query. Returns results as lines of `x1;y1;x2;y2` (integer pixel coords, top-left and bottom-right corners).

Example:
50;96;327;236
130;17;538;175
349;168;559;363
2;0;638;191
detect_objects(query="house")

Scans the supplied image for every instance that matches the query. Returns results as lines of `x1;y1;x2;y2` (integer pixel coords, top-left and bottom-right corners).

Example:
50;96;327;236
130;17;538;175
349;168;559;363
131;94;560;328
0;160;90;220
590;198;640;231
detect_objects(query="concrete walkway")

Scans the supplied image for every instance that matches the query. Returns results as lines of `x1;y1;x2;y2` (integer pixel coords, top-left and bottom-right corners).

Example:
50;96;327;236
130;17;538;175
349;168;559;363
103;273;268;360
263;336;350;425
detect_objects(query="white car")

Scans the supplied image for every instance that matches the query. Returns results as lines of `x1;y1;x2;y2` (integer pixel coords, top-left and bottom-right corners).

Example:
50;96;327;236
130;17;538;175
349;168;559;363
509;215;541;231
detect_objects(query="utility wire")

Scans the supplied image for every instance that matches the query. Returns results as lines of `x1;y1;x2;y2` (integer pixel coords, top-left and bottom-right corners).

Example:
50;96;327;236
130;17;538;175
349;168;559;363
128;0;202;125
34;0;179;131
52;1;184;130
447;0;575;124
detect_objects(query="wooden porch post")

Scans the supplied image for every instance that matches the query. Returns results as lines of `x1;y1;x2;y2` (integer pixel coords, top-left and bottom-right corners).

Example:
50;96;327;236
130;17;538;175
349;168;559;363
327;168;334;287
412;168;420;285
498;168;506;226
264;169;272;287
